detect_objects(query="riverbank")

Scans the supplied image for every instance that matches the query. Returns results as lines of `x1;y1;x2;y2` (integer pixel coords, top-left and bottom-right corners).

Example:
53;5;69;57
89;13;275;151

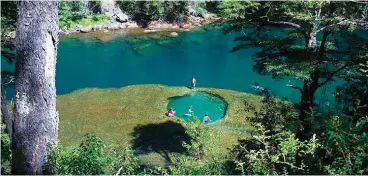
59;14;221;35
57;85;259;167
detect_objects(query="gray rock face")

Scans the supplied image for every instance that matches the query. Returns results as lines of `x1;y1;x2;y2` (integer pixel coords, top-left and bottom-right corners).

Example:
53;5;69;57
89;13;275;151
113;8;128;23
188;7;196;16
101;0;129;23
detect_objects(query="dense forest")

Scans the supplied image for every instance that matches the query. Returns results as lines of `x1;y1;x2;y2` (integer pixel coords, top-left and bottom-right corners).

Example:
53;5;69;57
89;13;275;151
1;0;368;175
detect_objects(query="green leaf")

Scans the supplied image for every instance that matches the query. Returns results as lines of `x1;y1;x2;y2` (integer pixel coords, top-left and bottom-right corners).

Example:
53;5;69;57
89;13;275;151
356;120;365;128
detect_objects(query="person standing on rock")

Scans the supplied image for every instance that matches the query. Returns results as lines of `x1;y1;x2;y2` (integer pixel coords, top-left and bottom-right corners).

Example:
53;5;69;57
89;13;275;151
191;76;196;88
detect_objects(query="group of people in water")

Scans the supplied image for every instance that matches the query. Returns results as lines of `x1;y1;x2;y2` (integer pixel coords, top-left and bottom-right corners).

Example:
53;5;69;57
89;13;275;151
166;76;211;124
167;106;211;124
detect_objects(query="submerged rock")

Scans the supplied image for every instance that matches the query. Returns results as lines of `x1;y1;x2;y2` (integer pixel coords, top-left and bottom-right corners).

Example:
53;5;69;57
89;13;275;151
170;32;178;37
156;40;173;46
134;43;153;51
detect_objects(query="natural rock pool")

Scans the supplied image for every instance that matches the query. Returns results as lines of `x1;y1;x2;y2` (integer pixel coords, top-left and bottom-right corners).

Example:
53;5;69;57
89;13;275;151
167;91;227;123
1;24;339;104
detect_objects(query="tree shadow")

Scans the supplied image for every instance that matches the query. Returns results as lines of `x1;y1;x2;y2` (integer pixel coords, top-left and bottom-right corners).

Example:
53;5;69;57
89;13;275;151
130;121;191;163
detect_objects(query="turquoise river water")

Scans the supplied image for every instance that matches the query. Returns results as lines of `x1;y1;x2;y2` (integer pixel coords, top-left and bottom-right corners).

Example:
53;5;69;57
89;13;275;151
1;24;338;104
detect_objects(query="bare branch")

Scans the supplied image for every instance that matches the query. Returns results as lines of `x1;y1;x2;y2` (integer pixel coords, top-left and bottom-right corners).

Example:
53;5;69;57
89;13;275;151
263;21;301;29
286;84;303;93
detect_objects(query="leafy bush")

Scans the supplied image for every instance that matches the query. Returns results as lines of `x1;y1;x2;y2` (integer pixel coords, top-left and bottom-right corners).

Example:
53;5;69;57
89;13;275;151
233;125;321;175
118;1;188;25
44;133;139;175
232;91;368;175
59;1;107;29
321;114;368;175
107;147;139;175
189;1;208;17
217;1;261;19
1;122;11;175
167;118;229;175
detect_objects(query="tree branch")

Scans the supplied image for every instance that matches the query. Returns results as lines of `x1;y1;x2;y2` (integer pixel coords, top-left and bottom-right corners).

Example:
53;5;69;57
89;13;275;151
263;21;301;29
286;84;303;93
318;63;351;87
317;30;331;61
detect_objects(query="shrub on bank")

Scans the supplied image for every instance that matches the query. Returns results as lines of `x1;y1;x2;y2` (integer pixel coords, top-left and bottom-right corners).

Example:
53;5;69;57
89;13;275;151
44;133;139;175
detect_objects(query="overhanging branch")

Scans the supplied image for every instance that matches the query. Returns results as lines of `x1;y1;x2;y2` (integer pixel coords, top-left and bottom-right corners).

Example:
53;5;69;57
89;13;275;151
318;63;351;87
286;84;303;93
263;21;301;29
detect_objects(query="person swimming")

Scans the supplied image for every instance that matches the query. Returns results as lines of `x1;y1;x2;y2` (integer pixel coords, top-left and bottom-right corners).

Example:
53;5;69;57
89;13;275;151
191;76;196;88
185;106;193;116
203;113;211;124
167;108;175;117
249;82;265;92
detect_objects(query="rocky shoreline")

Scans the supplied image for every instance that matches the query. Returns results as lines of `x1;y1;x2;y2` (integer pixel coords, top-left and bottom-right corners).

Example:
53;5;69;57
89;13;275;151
59;14;220;36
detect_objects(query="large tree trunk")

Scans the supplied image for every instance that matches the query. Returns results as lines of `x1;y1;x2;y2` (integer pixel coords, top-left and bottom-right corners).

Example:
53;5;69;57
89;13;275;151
296;78;319;141
296;30;321;141
1;86;13;141
12;1;59;174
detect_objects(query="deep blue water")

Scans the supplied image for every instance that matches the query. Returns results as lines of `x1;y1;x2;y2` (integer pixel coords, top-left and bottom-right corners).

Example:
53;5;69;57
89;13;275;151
1;25;339;104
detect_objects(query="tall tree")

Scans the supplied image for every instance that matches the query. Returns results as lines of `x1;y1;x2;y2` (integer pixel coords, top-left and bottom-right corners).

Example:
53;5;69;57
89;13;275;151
12;1;59;174
219;1;368;141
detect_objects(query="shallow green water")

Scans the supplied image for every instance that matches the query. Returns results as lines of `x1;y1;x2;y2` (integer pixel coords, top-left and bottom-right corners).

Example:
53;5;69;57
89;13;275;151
167;91;226;123
1;24;339;104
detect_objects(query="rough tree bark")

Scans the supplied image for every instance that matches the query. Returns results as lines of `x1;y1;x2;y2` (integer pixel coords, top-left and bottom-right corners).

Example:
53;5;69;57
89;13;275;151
297;72;320;141
12;1;59;174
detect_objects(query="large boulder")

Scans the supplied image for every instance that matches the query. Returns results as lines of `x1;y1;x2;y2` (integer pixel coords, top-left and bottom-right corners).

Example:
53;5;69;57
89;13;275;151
80;26;92;33
113;8;128;23
93;24;103;31
104;22;121;30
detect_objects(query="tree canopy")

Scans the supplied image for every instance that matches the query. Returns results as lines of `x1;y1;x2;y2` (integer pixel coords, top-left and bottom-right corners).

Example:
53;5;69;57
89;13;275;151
219;0;368;140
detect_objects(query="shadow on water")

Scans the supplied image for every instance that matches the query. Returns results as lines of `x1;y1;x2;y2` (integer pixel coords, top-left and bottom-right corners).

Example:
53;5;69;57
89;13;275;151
130;121;191;163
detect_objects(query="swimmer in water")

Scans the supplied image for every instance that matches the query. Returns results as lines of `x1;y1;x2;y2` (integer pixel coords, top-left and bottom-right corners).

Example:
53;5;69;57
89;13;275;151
185;106;193;116
203;113;211;124
249;82;265;92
